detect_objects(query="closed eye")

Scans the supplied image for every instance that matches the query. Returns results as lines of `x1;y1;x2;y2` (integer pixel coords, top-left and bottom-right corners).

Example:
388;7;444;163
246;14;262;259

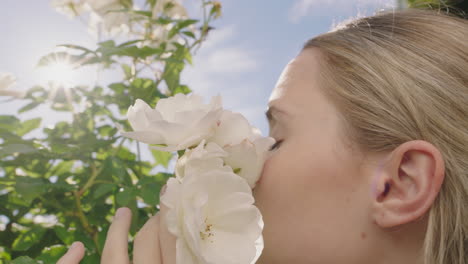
269;140;283;151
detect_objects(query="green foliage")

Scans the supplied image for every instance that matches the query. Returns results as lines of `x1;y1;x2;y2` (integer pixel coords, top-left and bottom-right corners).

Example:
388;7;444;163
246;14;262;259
0;0;221;262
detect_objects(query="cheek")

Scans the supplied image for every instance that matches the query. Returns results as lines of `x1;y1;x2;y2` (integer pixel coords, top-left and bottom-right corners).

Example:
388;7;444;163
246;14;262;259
253;139;368;258
255;142;353;211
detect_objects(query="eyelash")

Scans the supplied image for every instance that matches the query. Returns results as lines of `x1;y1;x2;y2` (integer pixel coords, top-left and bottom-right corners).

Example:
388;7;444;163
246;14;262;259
269;140;283;151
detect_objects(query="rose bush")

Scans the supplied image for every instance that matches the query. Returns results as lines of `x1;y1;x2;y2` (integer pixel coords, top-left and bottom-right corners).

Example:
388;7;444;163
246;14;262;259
0;0;222;263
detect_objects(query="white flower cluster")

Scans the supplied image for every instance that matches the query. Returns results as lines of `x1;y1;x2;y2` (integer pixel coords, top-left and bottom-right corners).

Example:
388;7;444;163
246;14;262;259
50;0;189;39
0;72;24;98
121;93;274;264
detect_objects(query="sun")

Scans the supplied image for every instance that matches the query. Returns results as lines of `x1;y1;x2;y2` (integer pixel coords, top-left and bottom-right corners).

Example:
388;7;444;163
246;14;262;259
38;60;78;89
34;52;86;108
35;51;83;90
42;61;76;87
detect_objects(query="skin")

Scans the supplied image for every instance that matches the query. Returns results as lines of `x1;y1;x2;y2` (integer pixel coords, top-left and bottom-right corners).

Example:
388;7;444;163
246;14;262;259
57;188;177;264
59;48;446;264
253;48;445;264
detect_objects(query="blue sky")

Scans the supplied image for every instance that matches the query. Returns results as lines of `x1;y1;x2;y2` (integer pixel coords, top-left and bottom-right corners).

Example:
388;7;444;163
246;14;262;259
0;0;398;136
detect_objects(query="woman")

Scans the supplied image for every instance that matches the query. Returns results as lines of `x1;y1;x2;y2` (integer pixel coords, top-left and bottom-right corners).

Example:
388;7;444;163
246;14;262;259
58;8;468;264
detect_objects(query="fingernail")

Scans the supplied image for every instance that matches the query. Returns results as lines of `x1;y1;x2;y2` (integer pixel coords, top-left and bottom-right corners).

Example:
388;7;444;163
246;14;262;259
160;184;167;197
70;242;79;250
115;207;127;219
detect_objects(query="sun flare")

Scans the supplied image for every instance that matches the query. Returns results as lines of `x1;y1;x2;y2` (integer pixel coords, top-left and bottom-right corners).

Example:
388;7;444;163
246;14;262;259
39;61;77;88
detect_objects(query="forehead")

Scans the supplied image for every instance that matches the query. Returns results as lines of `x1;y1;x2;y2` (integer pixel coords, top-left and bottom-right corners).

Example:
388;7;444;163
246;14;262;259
268;48;324;117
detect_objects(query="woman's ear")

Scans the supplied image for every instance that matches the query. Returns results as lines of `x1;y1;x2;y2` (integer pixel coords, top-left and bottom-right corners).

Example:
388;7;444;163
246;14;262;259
371;140;445;228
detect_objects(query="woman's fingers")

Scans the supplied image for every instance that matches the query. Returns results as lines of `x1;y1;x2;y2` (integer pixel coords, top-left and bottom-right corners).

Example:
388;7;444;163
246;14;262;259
101;207;132;264
159;195;177;264
57;242;85;264
133;213;162;264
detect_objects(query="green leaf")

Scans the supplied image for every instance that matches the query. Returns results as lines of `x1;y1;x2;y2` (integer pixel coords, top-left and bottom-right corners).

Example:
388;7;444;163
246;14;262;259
98;40;116;48
97;125;117;138
132;10;152;17
173;85;191;95
0;115;20;131
108;83;128;93
121;64;133;80
97;225;109;253
10;256;39;264
12;226;46;251
37;52;84;67
163;60;184;93
116;147;137;161
110;157;133;185
36;245;67;263
117;39;144;47
129;78;155;99
182;30;196;38
17;118;42;136
18;101;41;113
115;187;136;206
15;176;49;205
74;230;95;251
54;225;74;244
93;183;116;199
0;144;37;156
58;44;94;53
139;179;161;206
178;19;198;28
48;160;75;177
0;249;11;261
168;19;198;39
81;252;100;264
151;149;173;168
8;193;30;207
116;46;163;59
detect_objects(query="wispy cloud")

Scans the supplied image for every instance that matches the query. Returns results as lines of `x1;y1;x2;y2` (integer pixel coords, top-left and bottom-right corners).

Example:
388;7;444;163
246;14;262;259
288;0;396;24
182;26;259;99
182;25;266;130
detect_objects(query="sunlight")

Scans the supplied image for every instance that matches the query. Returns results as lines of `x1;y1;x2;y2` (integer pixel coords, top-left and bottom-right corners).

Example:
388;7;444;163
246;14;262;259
38;60;78;88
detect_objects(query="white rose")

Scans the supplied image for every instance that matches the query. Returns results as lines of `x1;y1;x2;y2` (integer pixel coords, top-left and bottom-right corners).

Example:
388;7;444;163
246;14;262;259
176;136;274;189
0;73;16;91
137;23;184;51
152;0;188;19
0;73;24;98
121;94;223;151
209;110;258;148
161;171;264;264
206;110;274;188
101;12;130;35
84;0;119;13
51;0;87;18
84;0;130;35
223;136;275;189
175;140;231;180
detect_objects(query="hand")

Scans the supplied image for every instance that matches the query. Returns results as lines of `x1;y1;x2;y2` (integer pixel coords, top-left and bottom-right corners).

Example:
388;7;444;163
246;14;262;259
57;196;176;263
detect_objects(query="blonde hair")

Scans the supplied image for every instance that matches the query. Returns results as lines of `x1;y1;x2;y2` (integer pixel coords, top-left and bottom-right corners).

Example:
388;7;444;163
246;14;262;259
303;8;468;264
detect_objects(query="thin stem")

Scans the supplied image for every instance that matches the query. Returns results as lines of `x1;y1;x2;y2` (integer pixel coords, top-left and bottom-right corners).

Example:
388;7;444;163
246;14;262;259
78;162;99;196
93;180;116;185
189;0;211;53
76;137;127;196
137;141;143;176
73;191;94;234
73;190;99;251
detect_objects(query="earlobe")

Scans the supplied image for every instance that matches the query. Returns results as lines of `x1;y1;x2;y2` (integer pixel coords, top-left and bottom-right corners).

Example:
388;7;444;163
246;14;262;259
372;140;445;228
